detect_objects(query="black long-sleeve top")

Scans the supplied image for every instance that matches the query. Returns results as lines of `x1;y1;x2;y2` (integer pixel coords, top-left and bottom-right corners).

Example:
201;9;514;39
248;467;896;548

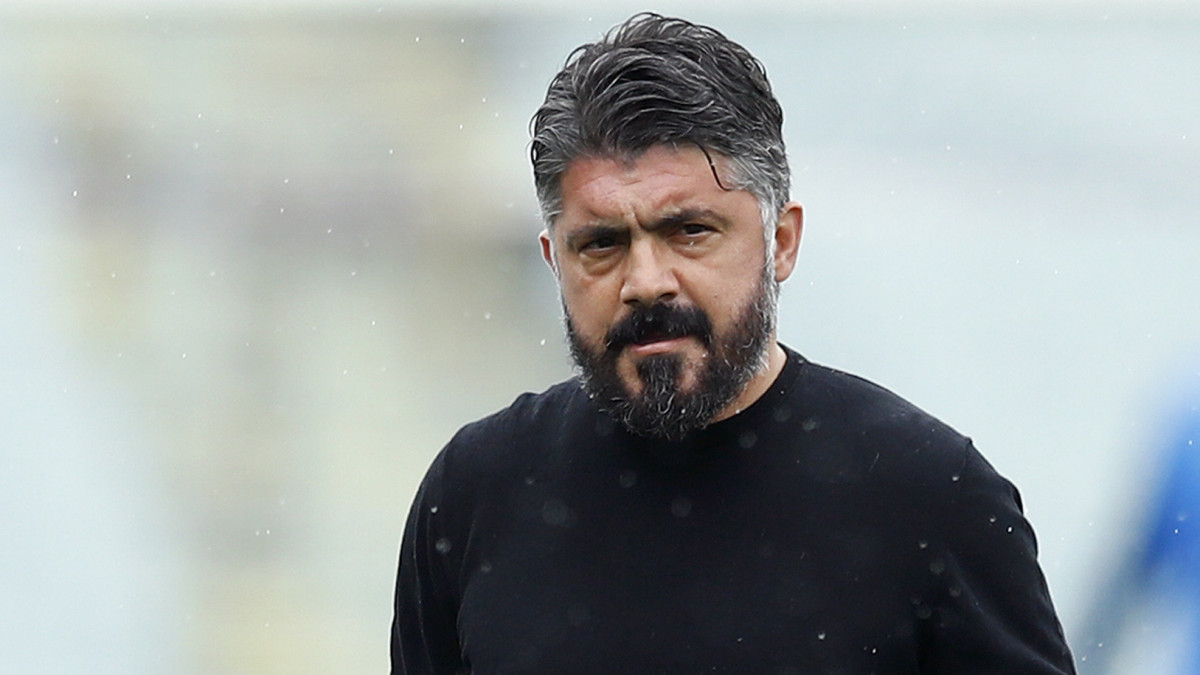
392;348;1075;673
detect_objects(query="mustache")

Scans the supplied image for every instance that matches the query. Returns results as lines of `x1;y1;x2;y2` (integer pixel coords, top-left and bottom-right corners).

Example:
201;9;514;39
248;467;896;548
604;302;713;354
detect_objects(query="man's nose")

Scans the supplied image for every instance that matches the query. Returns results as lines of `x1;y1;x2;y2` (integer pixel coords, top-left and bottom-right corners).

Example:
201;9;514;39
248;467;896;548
619;239;679;307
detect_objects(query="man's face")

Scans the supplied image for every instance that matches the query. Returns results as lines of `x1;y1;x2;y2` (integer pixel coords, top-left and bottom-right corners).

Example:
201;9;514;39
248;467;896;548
540;145;789;439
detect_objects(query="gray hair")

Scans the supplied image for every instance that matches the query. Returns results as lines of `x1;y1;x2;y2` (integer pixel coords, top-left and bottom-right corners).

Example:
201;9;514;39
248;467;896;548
530;12;791;250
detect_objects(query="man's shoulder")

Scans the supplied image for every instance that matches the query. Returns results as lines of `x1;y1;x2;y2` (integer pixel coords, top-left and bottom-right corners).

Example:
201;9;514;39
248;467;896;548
797;360;962;438
455;378;585;442
789;358;972;481
436;377;587;474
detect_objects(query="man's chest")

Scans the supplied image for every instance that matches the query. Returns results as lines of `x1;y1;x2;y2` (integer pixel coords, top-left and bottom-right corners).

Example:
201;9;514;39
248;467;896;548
452;481;934;674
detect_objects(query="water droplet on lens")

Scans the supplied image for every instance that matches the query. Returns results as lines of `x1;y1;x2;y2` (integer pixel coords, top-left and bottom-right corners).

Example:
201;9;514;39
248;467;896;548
542;499;569;526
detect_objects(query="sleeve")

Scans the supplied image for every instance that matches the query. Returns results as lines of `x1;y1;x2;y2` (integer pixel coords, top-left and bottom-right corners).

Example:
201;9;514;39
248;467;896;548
920;441;1077;674
390;451;468;675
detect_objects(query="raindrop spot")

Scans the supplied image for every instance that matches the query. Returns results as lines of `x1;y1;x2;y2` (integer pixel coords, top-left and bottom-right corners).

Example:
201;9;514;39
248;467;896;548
542;499;569;526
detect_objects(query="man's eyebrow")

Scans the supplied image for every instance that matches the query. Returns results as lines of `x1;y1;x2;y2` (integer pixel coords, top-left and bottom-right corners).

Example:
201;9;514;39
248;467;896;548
563;208;727;246
645;208;728;232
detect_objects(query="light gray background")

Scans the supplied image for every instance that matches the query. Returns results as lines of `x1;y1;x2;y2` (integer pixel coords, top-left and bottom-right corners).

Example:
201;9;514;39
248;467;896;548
2;2;1197;672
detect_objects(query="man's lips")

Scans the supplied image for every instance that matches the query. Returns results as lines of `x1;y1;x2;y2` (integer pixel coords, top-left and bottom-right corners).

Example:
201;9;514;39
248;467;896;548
626;335;693;357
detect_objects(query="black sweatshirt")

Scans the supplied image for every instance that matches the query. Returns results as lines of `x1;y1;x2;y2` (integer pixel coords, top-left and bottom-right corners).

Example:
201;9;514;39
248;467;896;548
392;348;1075;674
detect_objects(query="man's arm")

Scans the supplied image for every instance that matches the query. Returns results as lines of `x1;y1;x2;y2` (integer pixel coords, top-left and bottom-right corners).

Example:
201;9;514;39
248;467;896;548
391;455;466;674
920;441;1076;674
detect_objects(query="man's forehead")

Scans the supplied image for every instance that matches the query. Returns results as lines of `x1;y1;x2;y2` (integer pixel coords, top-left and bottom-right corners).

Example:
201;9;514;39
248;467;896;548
557;146;737;215
565;144;734;179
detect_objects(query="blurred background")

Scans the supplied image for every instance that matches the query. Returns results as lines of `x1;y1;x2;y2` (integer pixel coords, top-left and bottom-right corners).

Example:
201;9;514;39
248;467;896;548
1;0;1198;672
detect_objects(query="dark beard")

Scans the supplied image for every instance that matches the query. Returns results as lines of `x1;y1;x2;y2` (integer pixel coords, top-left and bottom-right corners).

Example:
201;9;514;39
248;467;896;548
566;273;776;441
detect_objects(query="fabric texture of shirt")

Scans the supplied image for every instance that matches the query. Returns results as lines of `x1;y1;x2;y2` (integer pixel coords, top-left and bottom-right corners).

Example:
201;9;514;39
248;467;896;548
391;348;1076;674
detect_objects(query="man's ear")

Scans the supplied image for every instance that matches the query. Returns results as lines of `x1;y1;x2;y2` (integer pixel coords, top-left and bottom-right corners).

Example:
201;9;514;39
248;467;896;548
539;229;559;276
772;202;803;283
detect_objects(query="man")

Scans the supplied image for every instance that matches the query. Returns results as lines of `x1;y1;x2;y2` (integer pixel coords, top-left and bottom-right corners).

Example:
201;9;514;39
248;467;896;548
392;13;1075;674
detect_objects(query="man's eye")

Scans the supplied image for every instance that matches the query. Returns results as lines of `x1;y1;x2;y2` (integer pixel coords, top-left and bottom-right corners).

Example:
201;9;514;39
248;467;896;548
581;236;619;252
677;223;715;239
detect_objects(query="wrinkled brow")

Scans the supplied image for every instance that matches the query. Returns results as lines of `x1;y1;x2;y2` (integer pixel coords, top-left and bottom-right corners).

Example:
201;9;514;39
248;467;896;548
562;207;729;248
